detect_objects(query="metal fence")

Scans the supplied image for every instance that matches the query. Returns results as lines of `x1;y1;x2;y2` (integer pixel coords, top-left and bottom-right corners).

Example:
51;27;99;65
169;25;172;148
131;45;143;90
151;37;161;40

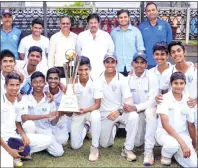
2;6;197;40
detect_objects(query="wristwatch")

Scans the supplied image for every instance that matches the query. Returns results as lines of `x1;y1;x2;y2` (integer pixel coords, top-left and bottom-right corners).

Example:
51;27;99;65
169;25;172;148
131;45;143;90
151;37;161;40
118;108;124;115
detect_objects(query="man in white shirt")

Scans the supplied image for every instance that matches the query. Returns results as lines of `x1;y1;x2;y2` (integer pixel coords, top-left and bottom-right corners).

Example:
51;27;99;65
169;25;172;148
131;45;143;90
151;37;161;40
48;16;77;77
99;54;139;162
156;72;197;167
71;56;102;162
21;71;66;157
18;19;49;73
76;13;114;80
126;52;158;166
1;72;51;166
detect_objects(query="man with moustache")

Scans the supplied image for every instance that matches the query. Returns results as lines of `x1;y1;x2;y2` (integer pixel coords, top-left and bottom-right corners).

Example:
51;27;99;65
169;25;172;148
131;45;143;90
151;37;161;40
48;16;77;77
139;2;172;69
1;8;22;60
76;13;114;80
111;9;145;76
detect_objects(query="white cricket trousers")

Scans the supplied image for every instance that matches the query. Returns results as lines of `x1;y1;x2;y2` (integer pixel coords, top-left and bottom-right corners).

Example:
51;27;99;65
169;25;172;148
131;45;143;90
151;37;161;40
100;112;139;150
156;132;197;167
1;147;13;168
71;110;101;149
135;107;157;151
23;120;66;157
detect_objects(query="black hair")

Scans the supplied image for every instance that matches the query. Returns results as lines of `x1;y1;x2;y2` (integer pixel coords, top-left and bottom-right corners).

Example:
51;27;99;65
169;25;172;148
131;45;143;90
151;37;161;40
46;67;61;81
0;49;15;62
87;13;100;23
117;9;130;17
168;41;185;53
79;56;91;68
31;71;45;82
153;42;169;54
28;46;43;57
170;72;186;84
59;15;71;23
5;72;21;85
145;2;158;11
32;19;43;27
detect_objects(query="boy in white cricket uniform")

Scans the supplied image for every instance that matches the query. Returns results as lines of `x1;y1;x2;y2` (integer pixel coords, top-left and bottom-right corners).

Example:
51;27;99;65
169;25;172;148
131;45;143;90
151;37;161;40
99;54;139;162
15;46;46;95
21;71;65;157
44;67;70;141
71;56;102;162
156;72;197;167
126;52;158;166
1;72;51;167
157;41;197;129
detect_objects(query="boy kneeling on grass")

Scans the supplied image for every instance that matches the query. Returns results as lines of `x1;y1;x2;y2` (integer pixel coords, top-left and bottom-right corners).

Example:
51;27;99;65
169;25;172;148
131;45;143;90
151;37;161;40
156;72;197;167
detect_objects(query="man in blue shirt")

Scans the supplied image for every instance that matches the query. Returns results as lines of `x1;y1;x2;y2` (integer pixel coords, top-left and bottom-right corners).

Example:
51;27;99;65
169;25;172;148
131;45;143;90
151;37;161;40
111;9;145;76
139;2;172;69
1;8;22;60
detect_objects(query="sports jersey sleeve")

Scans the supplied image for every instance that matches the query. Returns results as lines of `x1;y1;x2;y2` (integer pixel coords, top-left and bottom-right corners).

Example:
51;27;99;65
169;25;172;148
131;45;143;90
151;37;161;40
156;100;168;115
18;38;26;53
93;81;103;99
186;107;196;123
49;101;57;121
120;76;132;100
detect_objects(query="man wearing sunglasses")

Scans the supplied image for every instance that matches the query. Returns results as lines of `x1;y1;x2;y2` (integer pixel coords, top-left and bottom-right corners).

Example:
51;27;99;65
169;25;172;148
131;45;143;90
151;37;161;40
48;16;77;77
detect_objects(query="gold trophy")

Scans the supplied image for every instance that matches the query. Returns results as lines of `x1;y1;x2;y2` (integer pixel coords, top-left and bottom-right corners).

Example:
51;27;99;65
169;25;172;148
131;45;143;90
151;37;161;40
58;49;81;112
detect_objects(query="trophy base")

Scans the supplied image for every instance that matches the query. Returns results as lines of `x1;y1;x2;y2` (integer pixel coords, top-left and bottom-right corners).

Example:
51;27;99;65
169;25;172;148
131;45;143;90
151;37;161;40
58;94;79;112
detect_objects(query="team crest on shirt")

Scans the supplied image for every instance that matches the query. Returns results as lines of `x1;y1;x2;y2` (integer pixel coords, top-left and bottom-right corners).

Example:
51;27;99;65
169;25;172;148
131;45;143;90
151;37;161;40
42;108;47;112
187;75;193;83
157;25;162;31
2;108;8;112
12;34;18;40
111;85;117;91
130;88;136;92
88;88;92;94
168;108;174;112
144;90;148;93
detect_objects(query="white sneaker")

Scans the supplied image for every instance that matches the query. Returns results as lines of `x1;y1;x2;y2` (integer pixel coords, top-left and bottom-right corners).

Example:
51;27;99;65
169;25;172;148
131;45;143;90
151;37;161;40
14;158;23;167
161;155;171;166
143;150;154;166
89;146;99;162
121;147;136;162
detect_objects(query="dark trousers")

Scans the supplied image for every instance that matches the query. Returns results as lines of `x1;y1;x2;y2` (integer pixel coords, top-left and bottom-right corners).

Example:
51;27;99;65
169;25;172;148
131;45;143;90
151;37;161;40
119;66;129;77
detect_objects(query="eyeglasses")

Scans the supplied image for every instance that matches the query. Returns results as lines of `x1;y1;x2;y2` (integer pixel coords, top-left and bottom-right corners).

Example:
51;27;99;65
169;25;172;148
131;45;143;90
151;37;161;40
28;46;43;53
61;22;70;25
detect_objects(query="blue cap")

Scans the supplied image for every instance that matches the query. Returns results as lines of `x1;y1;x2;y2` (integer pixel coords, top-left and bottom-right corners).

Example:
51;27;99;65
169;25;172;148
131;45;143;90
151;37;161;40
8;137;31;156
133;52;147;62
103;53;117;61
2;8;12;16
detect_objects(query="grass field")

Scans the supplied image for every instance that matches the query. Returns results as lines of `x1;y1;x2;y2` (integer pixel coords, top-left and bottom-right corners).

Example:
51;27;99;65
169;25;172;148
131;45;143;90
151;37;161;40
23;137;180;167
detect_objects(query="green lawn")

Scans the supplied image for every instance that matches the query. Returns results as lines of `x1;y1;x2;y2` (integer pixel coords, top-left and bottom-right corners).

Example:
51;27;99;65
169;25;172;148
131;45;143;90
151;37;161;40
23;138;179;167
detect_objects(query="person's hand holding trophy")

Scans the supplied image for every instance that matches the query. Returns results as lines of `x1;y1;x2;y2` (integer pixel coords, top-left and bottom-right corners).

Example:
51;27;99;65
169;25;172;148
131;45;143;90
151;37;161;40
58;49;81;114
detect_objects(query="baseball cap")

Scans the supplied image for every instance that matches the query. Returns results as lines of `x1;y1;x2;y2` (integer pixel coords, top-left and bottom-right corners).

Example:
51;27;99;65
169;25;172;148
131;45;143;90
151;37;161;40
2;8;12;16
133;52;147;62
8;137;31;156
103;53;117;61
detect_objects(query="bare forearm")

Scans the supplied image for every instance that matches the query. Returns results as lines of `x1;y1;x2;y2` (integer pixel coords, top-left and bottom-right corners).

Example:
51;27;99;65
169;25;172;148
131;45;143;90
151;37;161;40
1;138;12;152
84;104;100;113
16;122;26;137
22;114;46;122
188;122;197;148
162;122;185;145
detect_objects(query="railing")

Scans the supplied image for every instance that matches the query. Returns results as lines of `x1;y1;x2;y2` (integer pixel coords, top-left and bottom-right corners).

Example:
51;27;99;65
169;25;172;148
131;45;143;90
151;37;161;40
2;6;197;40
